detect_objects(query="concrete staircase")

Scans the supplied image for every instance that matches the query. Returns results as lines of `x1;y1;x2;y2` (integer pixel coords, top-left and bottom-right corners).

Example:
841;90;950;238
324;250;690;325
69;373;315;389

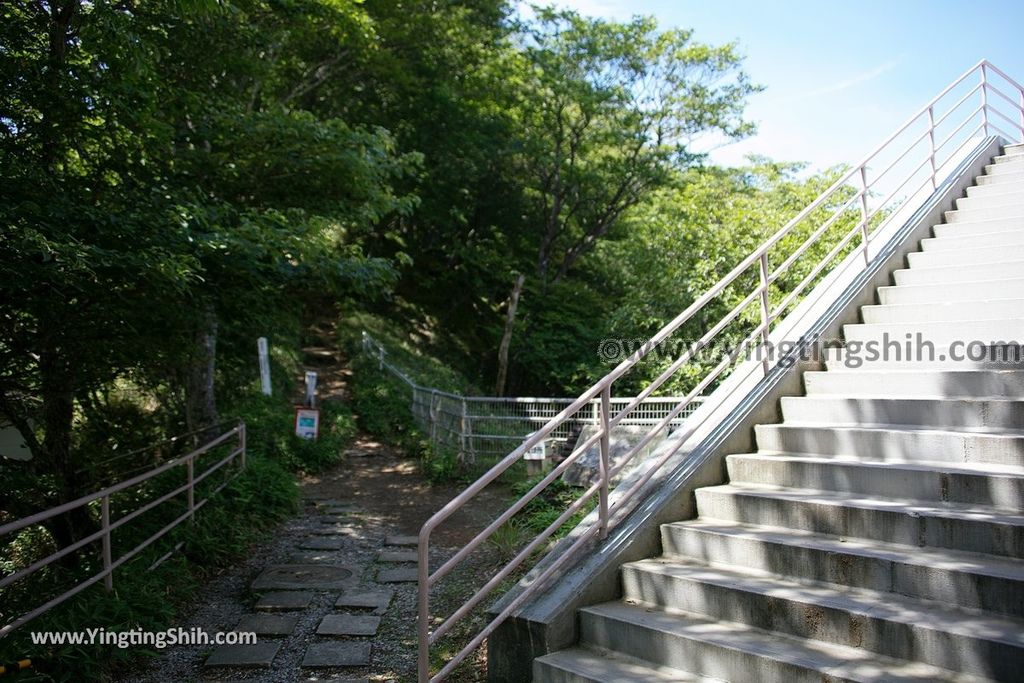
533;144;1024;682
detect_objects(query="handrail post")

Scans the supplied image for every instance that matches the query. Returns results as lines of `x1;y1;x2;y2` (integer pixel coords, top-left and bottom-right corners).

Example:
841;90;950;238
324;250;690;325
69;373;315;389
858;166;871;264
239;422;247;469
981;63;990;136
430;390;439;447
1019;87;1024;138
598;385;611;539
459;398;468;463
101;496;113;592
757;252;771;376
418;532;431;683
927;105;938;189
187;457;195;522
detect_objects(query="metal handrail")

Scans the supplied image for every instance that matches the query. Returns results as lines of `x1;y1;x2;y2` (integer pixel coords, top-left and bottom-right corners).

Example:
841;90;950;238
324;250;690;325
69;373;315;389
0;422;247;638
417;59;1024;681
361;332;704;460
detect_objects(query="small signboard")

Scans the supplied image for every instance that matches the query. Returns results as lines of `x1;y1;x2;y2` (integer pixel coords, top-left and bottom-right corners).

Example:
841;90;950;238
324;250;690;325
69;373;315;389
523;432;546;461
294;407;320;440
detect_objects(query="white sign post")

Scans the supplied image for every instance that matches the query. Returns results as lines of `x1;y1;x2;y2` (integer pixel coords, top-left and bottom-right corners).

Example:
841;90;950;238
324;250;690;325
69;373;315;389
304;371;318;408
257;337;272;395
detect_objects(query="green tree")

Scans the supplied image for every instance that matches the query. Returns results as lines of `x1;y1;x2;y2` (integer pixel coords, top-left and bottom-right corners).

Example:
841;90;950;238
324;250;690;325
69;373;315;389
0;0;415;544
499;7;759;393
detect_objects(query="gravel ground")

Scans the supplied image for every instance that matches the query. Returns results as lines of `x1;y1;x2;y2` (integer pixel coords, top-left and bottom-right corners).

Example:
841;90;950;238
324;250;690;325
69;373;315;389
118;442;510;683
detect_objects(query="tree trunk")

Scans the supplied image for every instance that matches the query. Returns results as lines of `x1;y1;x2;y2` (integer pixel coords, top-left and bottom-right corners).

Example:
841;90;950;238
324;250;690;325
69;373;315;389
186;304;219;437
494;273;525;397
38;344;99;555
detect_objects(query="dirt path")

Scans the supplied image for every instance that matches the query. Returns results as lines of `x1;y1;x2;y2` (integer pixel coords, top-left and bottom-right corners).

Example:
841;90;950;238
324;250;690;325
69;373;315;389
123;326;510;682
302;438;509;548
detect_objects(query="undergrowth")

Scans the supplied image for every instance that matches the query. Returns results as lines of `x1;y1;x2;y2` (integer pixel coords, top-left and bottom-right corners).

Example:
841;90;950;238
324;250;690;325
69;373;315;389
0;348;356;682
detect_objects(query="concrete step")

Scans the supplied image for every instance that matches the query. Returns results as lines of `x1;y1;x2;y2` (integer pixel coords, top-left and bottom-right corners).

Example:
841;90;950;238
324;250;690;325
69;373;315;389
579;601;990;683
946;205;1024;222
725;453;1024;508
823;346;1024;370
803;368;1024;398
861;300;1024;323
984;161;1024;175
533;647;720;683
754;423;1024;467
921;229;1023;252
993;152;1024;164
621;557;1024;679
977;176;1024;191
976;170;1024;186
694;483;1024;557
893;261;1024;286
843;319;1024;347
965;183;1024;198
931;215;1024;238
779;395;1024;430
659;519;1024;618
907;243;1024;268
877;279;1024;305
955;194;1024;211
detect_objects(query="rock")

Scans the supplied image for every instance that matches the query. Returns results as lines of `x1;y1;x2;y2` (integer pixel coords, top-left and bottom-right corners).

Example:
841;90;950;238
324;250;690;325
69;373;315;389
255;591;314;611
559;425;667;488
251;564;357;591
334;589;394;615
301;642;371;668
235;613;298;636
316;614;381;636
204;642;281;668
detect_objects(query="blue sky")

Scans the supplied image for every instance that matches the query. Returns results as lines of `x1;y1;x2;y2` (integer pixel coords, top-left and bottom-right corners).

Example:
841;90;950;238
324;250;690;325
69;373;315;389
538;0;1024;172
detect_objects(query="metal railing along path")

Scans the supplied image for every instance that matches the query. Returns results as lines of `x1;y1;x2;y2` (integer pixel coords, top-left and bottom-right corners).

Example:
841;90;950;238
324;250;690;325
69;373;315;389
361;332;704;461
415;59;1024;681
0;422;247;638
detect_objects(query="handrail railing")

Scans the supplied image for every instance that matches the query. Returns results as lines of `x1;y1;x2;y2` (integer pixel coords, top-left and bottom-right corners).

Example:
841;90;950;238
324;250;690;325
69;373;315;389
361;332;703;461
417;59;1024;681
0;422;247;638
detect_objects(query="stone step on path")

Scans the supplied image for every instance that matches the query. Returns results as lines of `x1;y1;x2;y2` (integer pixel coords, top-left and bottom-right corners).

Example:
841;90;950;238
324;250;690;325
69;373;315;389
376;534;420;583
203;499;408;677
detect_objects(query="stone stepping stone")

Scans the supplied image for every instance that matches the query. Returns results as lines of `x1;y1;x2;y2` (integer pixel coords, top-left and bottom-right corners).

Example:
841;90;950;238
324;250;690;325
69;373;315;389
252;564;357;591
301;641;371;668
378;550;416;563
313;524;360;536
335;589;393;614
317;614;381;637
235;613;298;636
324;507;360;516
385;534;418;547
255;591;314;611
289;550;343;564
313;498;354;508
377;567;417;583
315;500;361;515
299;536;347;550
204;642;281;668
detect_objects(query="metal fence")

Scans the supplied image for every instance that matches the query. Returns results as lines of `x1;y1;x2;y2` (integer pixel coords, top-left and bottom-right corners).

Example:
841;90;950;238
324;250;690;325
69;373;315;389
0;422;246;638
361;332;703;462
